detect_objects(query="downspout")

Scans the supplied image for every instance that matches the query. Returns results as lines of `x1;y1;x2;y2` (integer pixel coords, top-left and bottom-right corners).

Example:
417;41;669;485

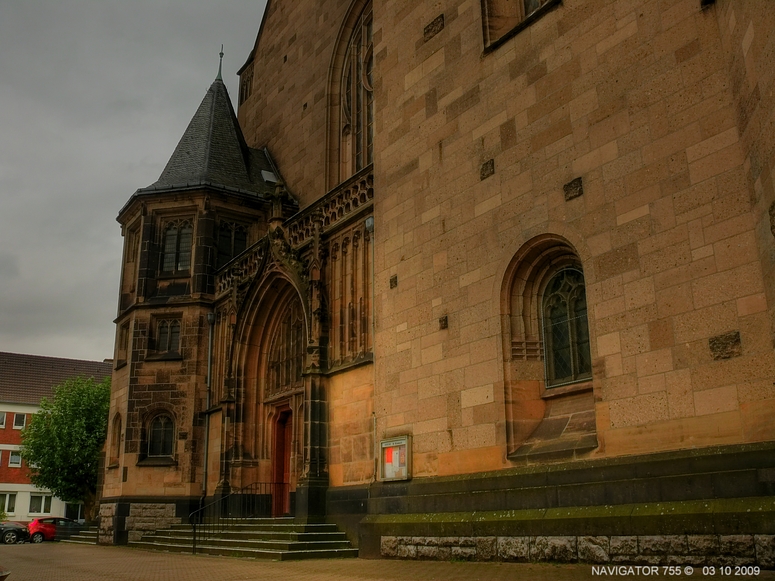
365;215;378;484
202;312;215;500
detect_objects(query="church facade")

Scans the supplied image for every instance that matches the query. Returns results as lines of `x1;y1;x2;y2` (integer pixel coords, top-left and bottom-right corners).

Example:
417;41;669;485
100;0;775;563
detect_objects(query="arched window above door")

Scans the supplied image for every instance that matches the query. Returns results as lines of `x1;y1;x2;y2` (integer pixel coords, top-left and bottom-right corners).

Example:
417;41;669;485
267;296;305;397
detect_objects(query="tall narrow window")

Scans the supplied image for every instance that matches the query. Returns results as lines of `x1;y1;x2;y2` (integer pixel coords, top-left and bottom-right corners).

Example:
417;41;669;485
267;297;305;396
148;415;174;457
341;3;373;178
216;222;248;267
110;415;122;465
542;269;592;387
161;220;193;273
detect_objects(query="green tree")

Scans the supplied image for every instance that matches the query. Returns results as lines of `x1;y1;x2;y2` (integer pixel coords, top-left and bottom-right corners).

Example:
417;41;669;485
20;376;111;520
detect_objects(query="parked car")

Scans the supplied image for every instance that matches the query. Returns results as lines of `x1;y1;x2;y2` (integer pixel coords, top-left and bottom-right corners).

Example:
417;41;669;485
28;517;84;543
0;522;29;544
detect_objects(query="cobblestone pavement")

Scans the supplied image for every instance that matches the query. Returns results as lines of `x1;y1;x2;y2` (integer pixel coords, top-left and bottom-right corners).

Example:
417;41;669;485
0;543;773;581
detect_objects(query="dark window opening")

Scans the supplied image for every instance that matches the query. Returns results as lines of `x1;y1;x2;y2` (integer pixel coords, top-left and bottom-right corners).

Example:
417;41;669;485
148;415;174;457
482;0;559;50
156;319;181;353
161;221;193;273
216;222;248;267
542;268;592;387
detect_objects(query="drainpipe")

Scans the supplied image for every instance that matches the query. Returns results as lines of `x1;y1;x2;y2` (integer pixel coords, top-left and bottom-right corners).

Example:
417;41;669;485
202;312;215;499
365;216;378;483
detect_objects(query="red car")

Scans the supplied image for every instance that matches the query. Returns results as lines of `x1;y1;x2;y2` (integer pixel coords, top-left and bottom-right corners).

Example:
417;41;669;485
27;517;83;543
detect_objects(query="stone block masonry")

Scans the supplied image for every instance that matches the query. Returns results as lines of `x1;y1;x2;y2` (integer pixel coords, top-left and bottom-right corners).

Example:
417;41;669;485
380;535;775;567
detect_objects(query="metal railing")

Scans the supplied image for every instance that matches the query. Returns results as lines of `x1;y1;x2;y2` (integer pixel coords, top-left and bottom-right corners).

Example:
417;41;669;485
189;482;289;554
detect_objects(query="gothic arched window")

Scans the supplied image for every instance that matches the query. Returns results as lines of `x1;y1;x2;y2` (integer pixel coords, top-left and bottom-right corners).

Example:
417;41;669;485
157;319;181;353
267;297;305;396
341;3;373;178
541;268;592;387
216;221;248;268
148;414;174;457
161;220;193;273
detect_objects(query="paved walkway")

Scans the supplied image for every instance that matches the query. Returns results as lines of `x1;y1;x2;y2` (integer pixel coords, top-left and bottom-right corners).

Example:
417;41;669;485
0;543;772;581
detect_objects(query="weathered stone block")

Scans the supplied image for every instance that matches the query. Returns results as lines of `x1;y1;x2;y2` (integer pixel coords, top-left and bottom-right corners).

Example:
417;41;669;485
638;535;671;555
458;536;476;547
688;535;719;555
480;159;495;181
754;535;775;567
417;545;439;559
709;331;742;360
439;537;460;547
497;536;530;561
578;536;610;563
610;536;638;555
396;544;418;558
531;536;578;562
451;546;476;560
564;177;584;201
381;536;399;557
720;535;755;557
475;537;497;560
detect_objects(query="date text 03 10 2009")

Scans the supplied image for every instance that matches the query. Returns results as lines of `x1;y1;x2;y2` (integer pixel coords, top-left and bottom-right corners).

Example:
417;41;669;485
591;565;761;576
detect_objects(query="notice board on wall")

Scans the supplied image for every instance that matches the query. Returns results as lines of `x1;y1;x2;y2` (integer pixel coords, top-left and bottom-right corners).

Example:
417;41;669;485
380;435;411;481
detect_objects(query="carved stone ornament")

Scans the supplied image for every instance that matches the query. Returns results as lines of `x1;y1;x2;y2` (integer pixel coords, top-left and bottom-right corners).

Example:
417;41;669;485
268;227;309;296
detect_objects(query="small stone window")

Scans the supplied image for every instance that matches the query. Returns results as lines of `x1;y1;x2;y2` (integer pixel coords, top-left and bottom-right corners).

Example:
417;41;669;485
148;415;174;457
541;268;592;387
156;319;181;354
117;321;130;366
482;0;560;50
109;414;122;466
160;220;193;273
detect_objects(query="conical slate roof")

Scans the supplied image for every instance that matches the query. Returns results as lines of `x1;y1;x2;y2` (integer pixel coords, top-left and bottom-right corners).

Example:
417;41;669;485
138;77;275;197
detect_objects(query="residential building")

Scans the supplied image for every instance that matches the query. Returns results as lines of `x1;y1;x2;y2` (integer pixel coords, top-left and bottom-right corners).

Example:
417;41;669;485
0;352;112;522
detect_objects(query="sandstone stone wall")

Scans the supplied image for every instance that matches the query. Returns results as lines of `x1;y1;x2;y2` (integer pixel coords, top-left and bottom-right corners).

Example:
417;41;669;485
237;0;354;206
126;503;178;543
367;0;775;475
381;534;775;567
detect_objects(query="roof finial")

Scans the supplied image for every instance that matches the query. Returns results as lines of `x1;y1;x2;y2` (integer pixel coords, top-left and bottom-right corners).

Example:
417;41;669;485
216;44;224;80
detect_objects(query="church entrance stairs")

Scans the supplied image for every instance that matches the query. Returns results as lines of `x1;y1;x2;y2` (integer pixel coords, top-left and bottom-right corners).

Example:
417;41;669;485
129;518;358;560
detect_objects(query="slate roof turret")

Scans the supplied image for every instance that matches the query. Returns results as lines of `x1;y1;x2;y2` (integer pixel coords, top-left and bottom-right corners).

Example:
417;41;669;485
136;76;277;199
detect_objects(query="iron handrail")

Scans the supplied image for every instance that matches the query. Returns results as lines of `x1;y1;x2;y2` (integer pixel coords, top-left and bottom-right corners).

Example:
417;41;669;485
189;481;289;554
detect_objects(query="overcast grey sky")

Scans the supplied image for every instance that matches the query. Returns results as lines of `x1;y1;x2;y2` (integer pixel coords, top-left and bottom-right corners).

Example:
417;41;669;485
0;1;267;362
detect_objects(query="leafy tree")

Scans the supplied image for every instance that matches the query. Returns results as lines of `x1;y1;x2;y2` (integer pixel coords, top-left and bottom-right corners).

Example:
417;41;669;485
20;376;111;520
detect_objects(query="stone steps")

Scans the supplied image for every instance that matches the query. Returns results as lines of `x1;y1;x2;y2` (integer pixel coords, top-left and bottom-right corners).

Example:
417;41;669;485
130;519;358;560
61;526;99;545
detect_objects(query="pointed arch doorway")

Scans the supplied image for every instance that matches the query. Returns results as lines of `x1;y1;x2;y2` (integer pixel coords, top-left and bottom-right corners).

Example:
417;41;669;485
272;405;293;516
